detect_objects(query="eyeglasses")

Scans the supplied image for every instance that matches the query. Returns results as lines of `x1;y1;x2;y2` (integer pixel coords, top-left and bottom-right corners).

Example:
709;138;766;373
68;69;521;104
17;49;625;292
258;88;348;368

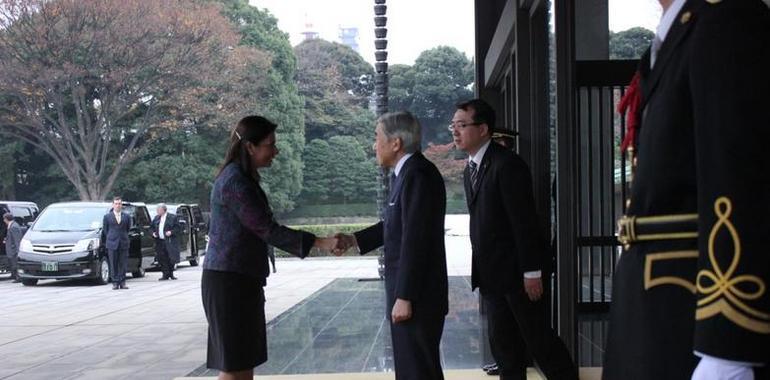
447;121;482;131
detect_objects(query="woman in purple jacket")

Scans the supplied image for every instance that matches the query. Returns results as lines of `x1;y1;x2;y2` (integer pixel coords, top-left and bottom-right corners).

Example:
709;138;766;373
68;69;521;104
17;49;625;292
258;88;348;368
202;115;336;380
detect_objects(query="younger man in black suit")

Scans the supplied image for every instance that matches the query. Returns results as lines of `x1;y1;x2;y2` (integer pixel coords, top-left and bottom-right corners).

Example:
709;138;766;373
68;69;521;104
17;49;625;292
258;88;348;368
452;99;576;380
336;111;448;380
102;196;131;290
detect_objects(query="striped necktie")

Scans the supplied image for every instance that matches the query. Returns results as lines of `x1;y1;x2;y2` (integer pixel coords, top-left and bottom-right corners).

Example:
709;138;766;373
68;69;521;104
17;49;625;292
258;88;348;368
469;160;479;192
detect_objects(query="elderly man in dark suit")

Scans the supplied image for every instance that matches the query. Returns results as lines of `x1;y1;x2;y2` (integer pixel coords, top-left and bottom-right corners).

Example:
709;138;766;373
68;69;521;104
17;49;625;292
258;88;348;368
102;196;131;290
151;203;181;281
336;111;448;380
453;99;577;380
3;213;23;283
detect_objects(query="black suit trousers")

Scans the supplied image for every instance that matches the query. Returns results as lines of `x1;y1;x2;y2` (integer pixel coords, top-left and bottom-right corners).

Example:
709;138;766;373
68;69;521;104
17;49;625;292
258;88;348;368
484;285;576;380
390;314;445;380
156;241;174;278
108;247;128;284
8;255;18;279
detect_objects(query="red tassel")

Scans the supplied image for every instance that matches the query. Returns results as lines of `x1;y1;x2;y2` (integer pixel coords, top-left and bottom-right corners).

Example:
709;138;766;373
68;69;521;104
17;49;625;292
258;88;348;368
618;71;642;153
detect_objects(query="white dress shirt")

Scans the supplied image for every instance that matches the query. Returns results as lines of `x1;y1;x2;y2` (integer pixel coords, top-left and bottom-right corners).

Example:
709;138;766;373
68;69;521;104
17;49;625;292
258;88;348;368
650;0;685;68
470;139;541;280
158;214;166;240
113;211;121;225
394;153;414;178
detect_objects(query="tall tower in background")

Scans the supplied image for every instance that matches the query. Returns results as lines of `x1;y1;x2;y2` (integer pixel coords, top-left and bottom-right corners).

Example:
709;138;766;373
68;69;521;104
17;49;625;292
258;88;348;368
338;26;360;53
300;14;319;41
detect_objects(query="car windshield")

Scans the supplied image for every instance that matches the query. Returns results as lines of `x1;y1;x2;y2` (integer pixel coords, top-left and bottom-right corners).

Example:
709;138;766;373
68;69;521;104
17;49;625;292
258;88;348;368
32;206;108;232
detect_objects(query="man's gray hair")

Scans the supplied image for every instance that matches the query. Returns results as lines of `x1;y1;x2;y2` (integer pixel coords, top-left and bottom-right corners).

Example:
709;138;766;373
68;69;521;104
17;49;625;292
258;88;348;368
377;111;422;154
157;203;167;211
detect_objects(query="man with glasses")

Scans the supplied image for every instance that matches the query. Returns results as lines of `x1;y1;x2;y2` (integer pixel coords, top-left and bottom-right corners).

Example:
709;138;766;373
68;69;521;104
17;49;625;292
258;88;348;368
452;98;576;380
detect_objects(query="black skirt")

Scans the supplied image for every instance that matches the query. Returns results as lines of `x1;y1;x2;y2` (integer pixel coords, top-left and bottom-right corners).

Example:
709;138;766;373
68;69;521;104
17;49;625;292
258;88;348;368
201;269;267;372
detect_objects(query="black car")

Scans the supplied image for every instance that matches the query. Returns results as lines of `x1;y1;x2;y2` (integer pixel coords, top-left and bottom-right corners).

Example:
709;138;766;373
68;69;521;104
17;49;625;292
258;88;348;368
0;201;39;274
147;203;208;266
17;201;155;286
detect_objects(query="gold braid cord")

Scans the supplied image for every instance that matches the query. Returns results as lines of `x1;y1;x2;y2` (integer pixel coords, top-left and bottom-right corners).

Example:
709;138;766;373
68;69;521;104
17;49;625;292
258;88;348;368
696;197;770;333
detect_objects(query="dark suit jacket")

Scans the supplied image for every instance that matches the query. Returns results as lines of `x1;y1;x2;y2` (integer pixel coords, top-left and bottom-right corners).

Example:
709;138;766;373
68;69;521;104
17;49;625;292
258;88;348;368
355;152;448;318
617;0;770;364
151;213;181;264
102;211;131;251
203;162;315;283
465;141;545;295
4;221;24;258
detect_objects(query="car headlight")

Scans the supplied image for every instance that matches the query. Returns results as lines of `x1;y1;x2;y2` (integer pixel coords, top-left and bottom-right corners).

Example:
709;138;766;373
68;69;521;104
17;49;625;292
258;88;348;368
20;239;33;252
73;238;100;252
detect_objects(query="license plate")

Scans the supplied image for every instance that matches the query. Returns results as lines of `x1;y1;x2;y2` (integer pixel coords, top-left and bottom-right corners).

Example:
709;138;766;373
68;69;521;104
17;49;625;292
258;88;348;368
41;262;58;271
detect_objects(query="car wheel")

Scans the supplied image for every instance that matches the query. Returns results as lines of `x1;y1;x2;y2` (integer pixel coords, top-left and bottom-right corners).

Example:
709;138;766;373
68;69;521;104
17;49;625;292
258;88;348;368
21;279;38;286
95;257;110;285
189;256;199;267
132;265;145;278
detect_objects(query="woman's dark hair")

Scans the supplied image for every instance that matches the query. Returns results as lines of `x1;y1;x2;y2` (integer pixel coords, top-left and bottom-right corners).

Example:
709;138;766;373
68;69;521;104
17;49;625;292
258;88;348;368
218;115;277;177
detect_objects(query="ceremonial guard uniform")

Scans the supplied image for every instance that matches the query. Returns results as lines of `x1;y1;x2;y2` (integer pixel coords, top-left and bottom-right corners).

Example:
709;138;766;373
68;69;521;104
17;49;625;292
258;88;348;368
604;0;770;379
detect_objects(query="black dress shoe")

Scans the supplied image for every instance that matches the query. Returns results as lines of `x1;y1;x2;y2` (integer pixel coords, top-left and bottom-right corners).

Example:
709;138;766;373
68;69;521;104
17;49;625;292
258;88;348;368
112;284;119;290
169;276;178;280
485;364;500;376
158;277;169;281
119;283;129;289
482;363;497;371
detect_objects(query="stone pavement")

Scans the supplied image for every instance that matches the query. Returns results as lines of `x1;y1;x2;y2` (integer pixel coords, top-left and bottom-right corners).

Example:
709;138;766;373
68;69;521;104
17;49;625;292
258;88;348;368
0;215;473;380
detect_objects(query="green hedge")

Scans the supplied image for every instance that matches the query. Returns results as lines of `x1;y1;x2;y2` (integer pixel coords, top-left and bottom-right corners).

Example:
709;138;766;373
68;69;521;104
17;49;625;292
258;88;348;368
279;203;377;219
275;223;372;257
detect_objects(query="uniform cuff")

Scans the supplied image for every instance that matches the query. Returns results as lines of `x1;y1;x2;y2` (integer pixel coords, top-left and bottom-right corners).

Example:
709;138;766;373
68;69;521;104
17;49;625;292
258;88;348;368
523;270;542;279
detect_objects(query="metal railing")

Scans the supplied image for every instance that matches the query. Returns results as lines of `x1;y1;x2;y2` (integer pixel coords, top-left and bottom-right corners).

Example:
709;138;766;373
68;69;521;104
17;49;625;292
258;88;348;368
574;60;637;311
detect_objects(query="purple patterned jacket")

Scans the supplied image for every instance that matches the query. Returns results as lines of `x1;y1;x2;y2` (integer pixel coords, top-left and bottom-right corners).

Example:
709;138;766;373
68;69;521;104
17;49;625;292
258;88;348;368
203;163;315;283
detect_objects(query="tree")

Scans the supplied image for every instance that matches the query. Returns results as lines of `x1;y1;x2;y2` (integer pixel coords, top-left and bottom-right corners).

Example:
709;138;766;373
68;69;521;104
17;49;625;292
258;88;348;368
294;38;376;147
610;27;655;59
423;142;466;196
300;136;377;205
388;46;474;145
216;0;307;213
112;126;226;208
300;139;333;204
0;0;265;201
388;64;416;112
295;39;374;106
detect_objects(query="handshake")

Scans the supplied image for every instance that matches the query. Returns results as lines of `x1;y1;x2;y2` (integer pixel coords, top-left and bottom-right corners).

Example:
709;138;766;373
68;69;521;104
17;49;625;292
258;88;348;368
313;233;358;256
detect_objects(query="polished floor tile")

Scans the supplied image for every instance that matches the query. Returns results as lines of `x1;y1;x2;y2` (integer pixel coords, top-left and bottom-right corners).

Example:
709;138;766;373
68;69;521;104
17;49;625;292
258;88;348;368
190;277;482;376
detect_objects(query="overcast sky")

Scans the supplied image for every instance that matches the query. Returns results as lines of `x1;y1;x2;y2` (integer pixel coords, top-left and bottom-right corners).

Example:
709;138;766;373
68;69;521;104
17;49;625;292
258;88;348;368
250;0;661;66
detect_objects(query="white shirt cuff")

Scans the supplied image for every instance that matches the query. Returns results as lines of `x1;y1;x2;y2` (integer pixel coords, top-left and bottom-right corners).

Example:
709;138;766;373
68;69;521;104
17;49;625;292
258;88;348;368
523;270;541;279
694;352;763;367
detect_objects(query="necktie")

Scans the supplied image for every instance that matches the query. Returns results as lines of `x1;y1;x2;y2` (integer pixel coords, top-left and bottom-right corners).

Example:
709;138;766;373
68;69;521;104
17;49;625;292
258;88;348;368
469;161;479;193
388;173;396;192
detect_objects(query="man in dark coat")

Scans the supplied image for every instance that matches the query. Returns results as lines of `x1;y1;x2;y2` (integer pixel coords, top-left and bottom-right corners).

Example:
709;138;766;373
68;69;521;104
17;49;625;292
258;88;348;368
336;111;448;380
151;204;181;280
102;196;131;290
604;1;770;379
3;213;23;283
453;98;577;380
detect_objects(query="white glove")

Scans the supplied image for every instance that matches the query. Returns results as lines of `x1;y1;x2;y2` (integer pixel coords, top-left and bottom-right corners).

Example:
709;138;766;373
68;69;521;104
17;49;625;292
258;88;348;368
692;355;754;380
